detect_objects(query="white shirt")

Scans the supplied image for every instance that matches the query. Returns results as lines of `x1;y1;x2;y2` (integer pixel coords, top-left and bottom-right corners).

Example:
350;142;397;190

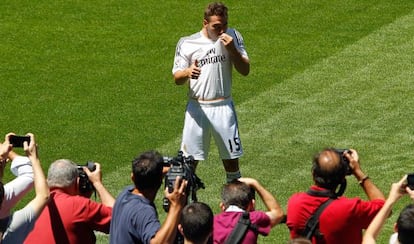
173;28;248;101
0;156;34;219
389;232;398;244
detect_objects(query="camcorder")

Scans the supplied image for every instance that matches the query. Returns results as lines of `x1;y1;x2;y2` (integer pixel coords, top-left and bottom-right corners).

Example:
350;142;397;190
77;161;96;197
334;149;352;175
162;151;205;213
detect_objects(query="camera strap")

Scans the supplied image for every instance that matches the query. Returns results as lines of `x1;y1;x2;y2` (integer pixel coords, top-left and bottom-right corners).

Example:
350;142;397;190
301;189;337;240
224;211;257;244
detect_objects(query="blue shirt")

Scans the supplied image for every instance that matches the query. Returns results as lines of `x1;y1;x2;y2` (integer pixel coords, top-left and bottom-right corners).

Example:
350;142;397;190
109;186;160;244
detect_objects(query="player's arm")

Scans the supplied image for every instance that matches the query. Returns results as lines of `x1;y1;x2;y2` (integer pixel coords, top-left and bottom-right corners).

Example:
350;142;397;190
220;33;250;76
228;47;249;76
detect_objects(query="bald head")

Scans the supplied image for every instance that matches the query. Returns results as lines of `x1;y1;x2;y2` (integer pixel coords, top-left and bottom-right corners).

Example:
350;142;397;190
317;150;341;172
312;148;348;189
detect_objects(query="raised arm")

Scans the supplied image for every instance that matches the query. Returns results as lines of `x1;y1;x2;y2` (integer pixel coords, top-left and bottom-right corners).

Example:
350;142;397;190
239;177;284;227
151;177;188;244
83;162;115;207
220;33;250;76
23;133;50;216
347;149;385;201
362;176;407;244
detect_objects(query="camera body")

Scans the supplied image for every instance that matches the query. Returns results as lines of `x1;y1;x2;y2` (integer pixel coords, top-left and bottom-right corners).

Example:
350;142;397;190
77;161;96;196
407;173;414;190
9;135;30;148
334;149;352;175
162;151;204;212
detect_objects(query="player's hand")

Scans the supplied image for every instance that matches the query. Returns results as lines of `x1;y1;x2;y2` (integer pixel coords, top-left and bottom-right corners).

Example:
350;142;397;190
189;60;201;79
220;33;234;47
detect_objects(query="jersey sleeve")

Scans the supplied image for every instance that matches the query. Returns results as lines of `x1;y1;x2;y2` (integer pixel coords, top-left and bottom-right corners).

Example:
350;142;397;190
229;28;249;59
172;37;190;74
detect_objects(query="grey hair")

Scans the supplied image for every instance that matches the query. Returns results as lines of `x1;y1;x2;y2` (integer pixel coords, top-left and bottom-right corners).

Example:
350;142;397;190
47;159;79;188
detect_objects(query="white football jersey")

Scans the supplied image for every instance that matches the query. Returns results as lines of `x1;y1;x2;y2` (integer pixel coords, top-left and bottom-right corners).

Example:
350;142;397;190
173;28;248;101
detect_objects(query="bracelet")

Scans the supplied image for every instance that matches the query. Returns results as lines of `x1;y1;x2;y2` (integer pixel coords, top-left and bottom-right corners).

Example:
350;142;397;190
358;175;370;186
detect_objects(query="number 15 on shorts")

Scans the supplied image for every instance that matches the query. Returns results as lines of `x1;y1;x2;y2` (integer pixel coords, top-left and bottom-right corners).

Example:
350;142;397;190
228;137;241;153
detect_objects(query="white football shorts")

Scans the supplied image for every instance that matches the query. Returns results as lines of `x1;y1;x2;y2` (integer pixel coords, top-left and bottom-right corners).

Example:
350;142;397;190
180;98;243;161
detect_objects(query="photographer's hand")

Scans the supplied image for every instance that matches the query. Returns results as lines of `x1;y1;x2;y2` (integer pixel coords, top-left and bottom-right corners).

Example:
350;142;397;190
406;185;414;202
346;149;361;173
165;176;188;209
345;149;385;201
346;149;367;181
154;177;187;244
0;133;18;180
1;133;14;161
83;162;102;185
238;177;258;187
84;162;115;207
23;133;38;160
388;176;407;203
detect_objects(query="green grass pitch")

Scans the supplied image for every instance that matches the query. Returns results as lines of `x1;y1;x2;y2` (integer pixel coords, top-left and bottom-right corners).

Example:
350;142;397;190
1;1;414;243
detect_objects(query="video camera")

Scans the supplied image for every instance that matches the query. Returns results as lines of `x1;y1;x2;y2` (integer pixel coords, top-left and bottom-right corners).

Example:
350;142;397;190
162;151;205;212
77;161;96;197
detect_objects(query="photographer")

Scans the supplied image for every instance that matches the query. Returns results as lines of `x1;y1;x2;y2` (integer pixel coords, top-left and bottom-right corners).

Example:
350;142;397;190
0;137;35;229
286;148;385;244
0;133;49;243
24;159;114;244
178;202;214;244
109;150;188;244
213;177;284;243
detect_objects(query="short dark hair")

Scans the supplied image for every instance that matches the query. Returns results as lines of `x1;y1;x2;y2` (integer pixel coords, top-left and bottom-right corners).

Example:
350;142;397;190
221;180;255;209
397;204;414;244
312;148;348;190
204;2;228;21
180;202;213;243
132;150;164;191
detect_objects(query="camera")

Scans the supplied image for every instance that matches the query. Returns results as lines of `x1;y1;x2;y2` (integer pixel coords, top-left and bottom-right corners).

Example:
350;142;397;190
407;173;414;190
77;161;96;196
9;135;30;148
334;149;352;175
162;151;205;212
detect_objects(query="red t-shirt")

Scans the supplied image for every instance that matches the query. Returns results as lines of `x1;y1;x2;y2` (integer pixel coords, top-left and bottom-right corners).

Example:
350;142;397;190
24;189;112;244
286;186;384;244
213;210;271;244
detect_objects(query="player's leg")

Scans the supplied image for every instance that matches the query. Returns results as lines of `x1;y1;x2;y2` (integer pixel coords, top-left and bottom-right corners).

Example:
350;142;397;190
209;100;243;182
222;158;241;182
180;100;211;161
